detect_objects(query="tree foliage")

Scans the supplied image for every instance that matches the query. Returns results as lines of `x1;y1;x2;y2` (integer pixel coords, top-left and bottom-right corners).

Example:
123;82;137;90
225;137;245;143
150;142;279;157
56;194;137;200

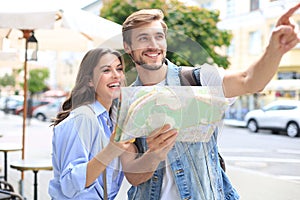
19;68;49;95
28;68;49;94
101;0;232;68
0;73;15;87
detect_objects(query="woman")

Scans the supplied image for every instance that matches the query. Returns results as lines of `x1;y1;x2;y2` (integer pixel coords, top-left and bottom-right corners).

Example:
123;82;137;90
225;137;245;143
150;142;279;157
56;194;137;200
48;48;131;199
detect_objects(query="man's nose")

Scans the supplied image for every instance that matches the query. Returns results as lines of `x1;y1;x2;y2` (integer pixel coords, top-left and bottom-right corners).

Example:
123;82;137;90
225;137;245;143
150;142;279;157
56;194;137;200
148;37;159;48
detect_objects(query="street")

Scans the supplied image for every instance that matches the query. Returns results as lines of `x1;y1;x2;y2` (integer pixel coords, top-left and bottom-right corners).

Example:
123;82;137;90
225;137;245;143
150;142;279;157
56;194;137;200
0;111;300;199
218;123;300;184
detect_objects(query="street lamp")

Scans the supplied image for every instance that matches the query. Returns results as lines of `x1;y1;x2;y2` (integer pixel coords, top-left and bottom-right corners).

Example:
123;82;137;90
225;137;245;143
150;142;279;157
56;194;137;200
26;31;38;61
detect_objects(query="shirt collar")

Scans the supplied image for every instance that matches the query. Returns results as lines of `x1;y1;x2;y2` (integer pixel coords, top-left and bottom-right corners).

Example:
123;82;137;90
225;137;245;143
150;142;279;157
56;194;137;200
90;101;107;117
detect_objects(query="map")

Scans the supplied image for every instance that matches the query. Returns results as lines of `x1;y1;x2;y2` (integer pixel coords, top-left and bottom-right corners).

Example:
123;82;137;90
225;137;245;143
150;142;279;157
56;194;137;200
114;86;229;142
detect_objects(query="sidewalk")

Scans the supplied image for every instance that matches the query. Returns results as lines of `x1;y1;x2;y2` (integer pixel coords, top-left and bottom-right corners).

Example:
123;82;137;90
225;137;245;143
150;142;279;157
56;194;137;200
0;112;53;200
1;111;299;200
223;118;246;127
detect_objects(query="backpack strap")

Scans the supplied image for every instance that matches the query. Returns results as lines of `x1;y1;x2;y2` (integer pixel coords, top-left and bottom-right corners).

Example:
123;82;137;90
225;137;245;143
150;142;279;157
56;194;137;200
179;66;201;86
179;66;226;171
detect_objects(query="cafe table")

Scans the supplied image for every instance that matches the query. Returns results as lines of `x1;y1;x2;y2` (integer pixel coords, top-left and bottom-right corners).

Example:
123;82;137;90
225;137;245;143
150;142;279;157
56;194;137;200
0;143;22;181
10;159;52;200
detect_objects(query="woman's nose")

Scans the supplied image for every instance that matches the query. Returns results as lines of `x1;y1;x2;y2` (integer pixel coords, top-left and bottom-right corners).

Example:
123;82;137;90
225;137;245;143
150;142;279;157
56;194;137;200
112;69;121;78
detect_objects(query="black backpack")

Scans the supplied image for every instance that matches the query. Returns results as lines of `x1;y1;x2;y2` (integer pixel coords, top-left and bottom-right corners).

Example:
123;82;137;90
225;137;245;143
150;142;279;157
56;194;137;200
179;67;226;172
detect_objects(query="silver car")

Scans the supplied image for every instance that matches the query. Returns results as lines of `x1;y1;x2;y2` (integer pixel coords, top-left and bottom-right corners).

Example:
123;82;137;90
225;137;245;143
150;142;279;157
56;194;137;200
244;100;300;137
32;97;65;121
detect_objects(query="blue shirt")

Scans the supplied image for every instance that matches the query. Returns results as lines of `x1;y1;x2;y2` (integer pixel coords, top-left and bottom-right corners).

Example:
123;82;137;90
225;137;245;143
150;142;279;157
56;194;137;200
48;101;124;199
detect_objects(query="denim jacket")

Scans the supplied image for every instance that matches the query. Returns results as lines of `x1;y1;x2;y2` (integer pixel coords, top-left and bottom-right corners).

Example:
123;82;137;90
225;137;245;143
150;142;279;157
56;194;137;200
128;60;239;200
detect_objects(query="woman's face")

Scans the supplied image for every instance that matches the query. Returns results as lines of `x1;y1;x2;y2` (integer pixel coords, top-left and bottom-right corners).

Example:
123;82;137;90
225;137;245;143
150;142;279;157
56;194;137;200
90;53;124;109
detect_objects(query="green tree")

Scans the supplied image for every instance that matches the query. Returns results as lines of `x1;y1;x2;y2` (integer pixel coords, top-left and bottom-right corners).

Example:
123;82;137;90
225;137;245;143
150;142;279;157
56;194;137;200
28;68;49;94
0;73;15;87
101;0;232;68
19;68;49;95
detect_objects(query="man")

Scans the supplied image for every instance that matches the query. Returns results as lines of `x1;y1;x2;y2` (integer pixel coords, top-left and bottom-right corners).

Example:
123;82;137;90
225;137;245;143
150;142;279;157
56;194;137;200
120;4;300;200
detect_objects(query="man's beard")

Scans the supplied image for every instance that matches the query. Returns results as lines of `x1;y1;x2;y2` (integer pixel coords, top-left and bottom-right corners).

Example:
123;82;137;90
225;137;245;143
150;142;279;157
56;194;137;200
130;52;166;71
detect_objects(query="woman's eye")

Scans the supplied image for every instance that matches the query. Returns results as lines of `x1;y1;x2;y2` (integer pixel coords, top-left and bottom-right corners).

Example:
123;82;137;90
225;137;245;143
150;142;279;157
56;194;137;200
117;67;124;71
103;68;110;73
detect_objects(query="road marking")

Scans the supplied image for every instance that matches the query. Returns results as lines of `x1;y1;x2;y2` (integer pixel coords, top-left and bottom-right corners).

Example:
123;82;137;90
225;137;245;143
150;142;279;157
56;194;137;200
225;156;300;163
220;148;266;153
276;149;300;155
221;148;300;155
278;175;300;183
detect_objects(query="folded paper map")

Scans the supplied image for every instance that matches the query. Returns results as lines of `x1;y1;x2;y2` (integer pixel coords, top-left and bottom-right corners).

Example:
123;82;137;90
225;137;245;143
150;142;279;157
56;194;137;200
114;86;229;142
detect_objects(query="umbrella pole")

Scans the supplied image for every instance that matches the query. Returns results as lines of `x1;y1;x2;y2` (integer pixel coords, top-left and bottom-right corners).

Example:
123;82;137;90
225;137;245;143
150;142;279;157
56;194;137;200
19;29;32;195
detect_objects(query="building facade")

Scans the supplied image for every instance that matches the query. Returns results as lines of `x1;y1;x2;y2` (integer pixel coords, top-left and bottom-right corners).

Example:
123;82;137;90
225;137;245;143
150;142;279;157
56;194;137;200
205;0;300;120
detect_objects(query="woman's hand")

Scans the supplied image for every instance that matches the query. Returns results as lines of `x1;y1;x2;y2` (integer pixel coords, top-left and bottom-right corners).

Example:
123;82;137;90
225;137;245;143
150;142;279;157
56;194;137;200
107;131;133;156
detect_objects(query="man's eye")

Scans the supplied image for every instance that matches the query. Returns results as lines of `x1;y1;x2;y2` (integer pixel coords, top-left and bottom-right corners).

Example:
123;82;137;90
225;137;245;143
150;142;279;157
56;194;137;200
139;36;148;42
156;35;165;40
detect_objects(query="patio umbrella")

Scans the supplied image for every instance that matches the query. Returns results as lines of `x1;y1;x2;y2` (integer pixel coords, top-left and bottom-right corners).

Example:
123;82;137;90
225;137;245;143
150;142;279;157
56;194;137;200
0;4;122;165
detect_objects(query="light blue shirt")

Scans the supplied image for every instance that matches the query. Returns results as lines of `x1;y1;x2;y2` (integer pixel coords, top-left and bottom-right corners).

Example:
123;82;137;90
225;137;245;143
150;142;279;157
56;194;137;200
48;101;124;199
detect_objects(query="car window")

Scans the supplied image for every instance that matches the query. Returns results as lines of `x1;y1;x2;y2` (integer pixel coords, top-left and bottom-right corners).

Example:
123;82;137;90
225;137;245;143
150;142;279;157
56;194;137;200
264;105;297;111
264;105;280;111
279;105;297;110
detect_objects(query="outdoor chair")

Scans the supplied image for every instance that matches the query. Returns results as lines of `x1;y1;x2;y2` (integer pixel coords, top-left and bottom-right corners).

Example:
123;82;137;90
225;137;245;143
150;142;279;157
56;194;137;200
0;180;24;200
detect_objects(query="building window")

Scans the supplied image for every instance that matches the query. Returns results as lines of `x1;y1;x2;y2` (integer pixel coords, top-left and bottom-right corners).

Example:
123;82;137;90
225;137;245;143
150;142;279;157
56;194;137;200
278;71;300;80
248;30;262;55
226;0;235;16
250;0;259;11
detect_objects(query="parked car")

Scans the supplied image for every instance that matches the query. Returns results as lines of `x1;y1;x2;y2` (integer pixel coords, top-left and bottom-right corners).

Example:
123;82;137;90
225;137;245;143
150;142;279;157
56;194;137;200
0;95;24;114
14;98;54;116
244;100;300;137
32;98;65;121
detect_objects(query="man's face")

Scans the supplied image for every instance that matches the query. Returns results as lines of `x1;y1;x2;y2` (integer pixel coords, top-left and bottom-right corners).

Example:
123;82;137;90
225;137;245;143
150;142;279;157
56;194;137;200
125;20;167;71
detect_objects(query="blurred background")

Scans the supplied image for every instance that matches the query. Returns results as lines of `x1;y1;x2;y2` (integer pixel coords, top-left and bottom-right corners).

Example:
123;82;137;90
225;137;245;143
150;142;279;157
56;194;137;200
0;0;299;199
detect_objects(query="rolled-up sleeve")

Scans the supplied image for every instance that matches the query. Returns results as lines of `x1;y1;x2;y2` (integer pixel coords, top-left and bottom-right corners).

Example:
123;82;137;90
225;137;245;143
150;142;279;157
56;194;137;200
52;114;101;198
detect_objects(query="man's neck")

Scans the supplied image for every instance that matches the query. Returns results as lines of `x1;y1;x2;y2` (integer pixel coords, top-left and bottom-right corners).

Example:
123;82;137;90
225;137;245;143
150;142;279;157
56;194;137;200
136;63;168;86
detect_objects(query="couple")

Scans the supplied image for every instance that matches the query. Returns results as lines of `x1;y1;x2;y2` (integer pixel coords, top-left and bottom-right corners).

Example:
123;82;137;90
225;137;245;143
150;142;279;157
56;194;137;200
49;4;300;200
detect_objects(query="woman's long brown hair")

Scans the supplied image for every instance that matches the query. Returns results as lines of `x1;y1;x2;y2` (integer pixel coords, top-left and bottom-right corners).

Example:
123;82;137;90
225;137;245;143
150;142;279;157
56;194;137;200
51;48;124;126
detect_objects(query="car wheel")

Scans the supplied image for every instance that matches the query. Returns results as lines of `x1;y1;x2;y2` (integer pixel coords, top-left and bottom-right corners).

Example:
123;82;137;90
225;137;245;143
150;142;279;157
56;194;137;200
286;122;299;137
36;113;46;121
247;119;258;132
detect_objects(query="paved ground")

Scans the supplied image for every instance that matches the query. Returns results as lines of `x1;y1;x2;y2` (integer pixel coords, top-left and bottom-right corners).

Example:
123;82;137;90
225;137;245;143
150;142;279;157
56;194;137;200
0;112;299;200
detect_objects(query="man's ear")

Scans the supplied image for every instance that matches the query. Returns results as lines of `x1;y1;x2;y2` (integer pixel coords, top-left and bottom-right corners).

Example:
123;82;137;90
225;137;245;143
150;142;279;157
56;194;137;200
123;42;131;54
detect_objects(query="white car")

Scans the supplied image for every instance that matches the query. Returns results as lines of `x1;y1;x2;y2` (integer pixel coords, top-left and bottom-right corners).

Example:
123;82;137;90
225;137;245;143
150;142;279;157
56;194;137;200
32;97;65;121
244;100;300;137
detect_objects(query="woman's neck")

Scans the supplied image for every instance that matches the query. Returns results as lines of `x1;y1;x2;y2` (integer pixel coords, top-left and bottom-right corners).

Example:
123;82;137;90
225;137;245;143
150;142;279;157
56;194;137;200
96;98;111;112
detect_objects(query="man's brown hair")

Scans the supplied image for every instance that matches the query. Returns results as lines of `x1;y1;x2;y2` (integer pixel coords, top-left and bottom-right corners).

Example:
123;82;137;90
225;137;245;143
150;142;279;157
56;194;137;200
122;9;168;45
